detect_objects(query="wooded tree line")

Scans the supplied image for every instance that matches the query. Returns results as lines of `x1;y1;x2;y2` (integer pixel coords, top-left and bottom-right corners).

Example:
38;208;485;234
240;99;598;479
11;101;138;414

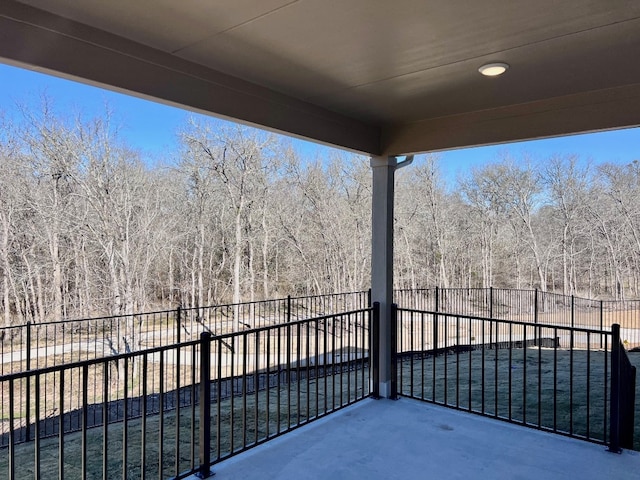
0;102;639;325
395;154;640;300
0;103;371;325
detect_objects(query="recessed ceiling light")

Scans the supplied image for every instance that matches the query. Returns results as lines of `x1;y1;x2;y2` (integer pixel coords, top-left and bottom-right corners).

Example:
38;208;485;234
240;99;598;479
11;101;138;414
478;62;509;77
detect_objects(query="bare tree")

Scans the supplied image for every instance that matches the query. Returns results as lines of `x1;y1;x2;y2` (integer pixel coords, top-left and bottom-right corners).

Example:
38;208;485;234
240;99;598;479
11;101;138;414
541;156;592;295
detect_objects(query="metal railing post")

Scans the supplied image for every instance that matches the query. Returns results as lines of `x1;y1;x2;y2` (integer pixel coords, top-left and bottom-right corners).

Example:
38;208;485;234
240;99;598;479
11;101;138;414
390;303;398;400
434;286;439;355
571;295;575;329
286;295;292;392
26;321;32;370
608;324;621;453
176;306;182;344
371;302;380;398
489;286;493;319
487;287;494;348
600;300;604;349
570;295;575;351
530;289;537;345
25;321;32;441
25;321;31;442
197;332;213;478
9;379;15;479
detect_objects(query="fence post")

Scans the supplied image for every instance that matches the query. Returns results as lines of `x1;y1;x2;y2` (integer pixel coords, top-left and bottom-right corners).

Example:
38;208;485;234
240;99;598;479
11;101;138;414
25;321;32;370
390;303;398;400
25;321;31;442
608;324;621;453
197;332;214;478
286;295;292;394
600;300;604;349
571;295;575;329
435;285;439;356
489;287;493;319
176;306;182;344
371;302;380;398
570;295;575;351
367;288;372;308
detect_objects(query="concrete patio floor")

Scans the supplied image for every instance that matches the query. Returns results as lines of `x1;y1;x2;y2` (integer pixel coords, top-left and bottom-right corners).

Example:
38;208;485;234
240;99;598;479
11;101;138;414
199;397;640;480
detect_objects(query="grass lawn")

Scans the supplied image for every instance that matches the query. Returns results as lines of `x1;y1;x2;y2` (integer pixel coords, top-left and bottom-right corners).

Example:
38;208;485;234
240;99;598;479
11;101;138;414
0;366;369;479
3;348;639;479
398;348;640;450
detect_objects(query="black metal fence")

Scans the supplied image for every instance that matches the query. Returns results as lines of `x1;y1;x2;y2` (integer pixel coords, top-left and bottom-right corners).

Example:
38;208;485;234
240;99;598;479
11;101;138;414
0;306;372;479
3;286;638;478
395;287;640;347
394;305;638;450
0;291;370;375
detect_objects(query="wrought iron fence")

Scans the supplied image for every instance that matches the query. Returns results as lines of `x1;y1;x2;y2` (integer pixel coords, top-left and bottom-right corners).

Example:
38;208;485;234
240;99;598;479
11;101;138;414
394;306;638;450
0;306;372;479
395;287;640;347
0;291;370;375
3;286;638;478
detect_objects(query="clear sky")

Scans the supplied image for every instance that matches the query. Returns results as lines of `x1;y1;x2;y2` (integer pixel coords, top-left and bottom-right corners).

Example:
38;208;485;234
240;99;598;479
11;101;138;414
1;62;639;174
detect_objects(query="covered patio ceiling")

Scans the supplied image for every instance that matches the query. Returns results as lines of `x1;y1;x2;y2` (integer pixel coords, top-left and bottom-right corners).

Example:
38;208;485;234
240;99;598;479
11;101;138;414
2;0;640;156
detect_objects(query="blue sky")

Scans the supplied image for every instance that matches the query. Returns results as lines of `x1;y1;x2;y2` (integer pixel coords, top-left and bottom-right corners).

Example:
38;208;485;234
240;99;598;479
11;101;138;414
1;62;639;174
0;63;340;164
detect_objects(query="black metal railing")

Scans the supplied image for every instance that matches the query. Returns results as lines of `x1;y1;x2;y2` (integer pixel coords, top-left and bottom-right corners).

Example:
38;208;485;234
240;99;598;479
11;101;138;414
395;287;640;346
0;291;370;375
394;306;637;449
0;306;372;479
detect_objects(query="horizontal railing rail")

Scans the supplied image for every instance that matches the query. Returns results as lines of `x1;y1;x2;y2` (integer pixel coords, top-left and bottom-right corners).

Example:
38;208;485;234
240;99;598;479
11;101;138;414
0;306;372;479
0;290;370;374
394;306;619;446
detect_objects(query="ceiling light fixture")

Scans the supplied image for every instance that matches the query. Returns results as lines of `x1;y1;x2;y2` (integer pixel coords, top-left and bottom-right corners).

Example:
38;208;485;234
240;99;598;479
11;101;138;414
478;62;509;77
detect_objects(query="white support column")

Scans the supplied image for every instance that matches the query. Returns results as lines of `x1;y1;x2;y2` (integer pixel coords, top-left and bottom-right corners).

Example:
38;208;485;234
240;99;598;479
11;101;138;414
370;155;397;398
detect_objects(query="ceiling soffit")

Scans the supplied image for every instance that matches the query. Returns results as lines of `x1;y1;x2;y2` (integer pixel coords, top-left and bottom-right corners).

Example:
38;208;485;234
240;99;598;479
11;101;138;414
2;0;640;155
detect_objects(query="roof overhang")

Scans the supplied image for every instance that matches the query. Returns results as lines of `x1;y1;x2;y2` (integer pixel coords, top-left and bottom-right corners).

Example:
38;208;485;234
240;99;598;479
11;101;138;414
2;0;640;156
